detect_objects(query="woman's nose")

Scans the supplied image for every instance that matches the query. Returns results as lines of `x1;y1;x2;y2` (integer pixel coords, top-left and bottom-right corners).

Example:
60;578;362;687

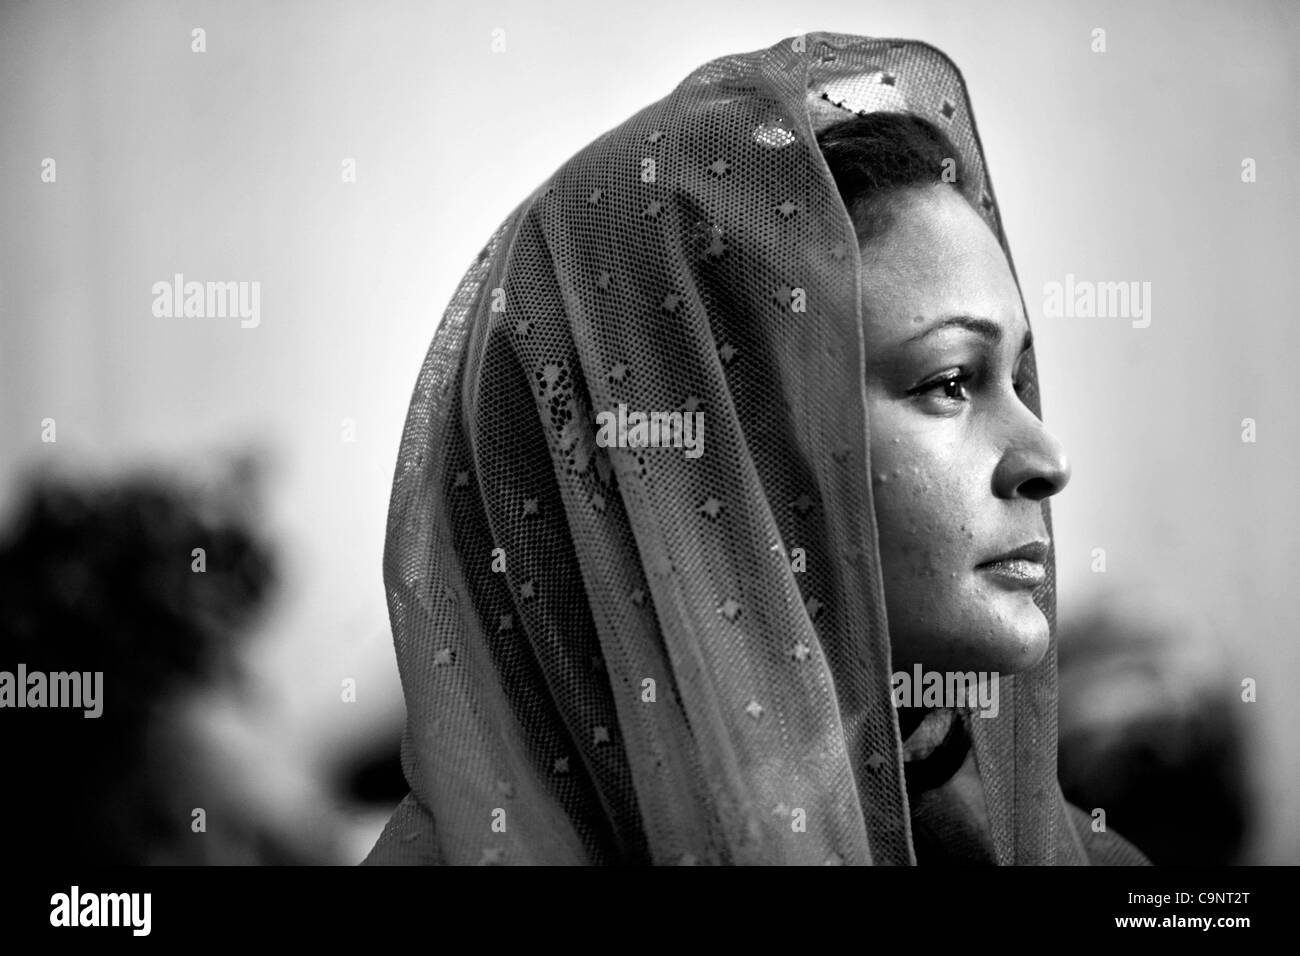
991;416;1072;502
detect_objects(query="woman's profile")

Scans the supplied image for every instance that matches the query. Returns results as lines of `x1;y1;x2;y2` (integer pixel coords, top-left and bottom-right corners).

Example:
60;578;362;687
365;31;1149;865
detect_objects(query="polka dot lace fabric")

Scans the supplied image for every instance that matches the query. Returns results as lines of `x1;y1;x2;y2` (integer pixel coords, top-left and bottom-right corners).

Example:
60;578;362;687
365;32;1084;865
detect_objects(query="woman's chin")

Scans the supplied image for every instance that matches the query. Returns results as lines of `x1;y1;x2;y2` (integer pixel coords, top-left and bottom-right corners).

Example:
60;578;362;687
973;598;1051;674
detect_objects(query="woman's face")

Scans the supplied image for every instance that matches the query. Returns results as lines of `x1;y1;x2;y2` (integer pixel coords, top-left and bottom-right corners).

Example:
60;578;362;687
861;185;1070;676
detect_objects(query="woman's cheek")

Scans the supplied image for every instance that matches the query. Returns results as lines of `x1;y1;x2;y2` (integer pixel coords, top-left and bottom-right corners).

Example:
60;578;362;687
874;460;974;579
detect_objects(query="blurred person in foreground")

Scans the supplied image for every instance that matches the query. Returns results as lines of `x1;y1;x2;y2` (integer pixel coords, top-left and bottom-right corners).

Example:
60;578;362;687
0;456;350;864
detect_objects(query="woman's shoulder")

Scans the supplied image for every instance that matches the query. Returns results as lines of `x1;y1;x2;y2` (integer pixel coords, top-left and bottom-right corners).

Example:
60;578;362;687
1065;802;1153;866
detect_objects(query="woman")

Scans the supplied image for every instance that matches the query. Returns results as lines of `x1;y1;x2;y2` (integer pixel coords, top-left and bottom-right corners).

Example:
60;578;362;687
365;31;1148;865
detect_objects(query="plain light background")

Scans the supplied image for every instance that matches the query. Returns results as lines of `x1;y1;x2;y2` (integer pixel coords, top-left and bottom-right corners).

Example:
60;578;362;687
2;0;1296;862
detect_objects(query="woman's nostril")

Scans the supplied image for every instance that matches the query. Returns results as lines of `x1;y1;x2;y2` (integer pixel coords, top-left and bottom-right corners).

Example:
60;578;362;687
1018;477;1046;501
1020;475;1063;501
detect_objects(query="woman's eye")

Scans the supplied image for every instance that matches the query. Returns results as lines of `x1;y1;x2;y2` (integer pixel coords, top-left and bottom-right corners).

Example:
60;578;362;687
913;370;971;403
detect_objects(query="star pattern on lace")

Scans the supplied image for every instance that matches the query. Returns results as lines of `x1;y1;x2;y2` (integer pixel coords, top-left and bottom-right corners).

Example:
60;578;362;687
698;497;723;520
649;553;674;579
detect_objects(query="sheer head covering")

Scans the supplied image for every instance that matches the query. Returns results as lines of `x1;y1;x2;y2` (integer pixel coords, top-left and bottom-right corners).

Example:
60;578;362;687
366;31;1086;865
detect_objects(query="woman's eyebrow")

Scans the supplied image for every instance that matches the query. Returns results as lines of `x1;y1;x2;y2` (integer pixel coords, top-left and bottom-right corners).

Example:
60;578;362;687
905;315;1033;352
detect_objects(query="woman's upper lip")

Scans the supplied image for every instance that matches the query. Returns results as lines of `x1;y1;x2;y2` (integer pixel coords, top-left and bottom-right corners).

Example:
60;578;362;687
978;540;1050;565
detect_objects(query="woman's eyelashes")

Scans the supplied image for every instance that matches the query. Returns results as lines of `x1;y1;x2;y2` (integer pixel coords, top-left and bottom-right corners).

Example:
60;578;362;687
910;367;973;409
907;359;1030;412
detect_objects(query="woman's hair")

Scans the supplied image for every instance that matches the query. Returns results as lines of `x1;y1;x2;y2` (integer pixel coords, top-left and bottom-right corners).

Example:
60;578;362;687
816;112;968;245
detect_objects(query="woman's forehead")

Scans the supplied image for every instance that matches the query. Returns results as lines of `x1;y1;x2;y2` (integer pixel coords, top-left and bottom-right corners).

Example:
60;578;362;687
857;188;1024;336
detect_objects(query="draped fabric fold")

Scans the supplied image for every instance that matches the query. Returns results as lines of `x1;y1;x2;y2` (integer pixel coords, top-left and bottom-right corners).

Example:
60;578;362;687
365;31;1082;865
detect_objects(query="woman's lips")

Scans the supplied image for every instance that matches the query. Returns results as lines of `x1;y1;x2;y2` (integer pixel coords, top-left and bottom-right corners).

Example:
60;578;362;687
976;558;1045;588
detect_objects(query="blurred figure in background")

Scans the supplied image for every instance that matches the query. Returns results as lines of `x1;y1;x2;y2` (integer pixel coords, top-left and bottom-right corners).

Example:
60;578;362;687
0;454;352;864
1057;592;1254;865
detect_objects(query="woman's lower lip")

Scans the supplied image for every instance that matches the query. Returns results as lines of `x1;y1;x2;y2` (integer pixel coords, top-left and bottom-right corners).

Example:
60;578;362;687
976;559;1045;587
